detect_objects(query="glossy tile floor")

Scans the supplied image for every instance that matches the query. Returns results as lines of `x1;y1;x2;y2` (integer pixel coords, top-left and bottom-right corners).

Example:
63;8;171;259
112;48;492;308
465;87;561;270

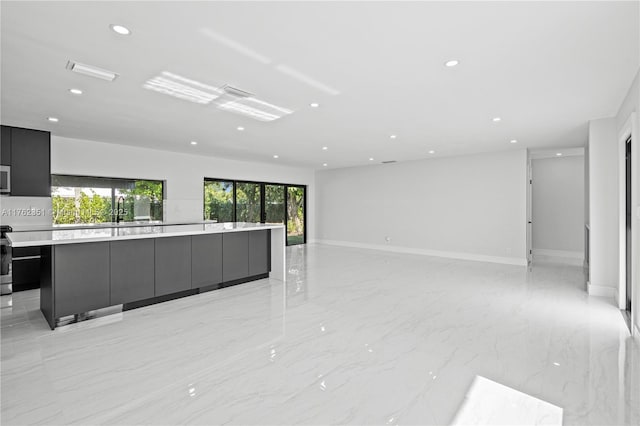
1;245;639;425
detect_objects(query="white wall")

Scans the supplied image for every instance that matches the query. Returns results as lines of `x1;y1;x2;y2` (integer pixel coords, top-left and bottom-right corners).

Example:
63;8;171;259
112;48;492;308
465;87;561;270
588;118;619;292
0;196;53;229
51;136;316;240
315;149;528;265
532;156;585;257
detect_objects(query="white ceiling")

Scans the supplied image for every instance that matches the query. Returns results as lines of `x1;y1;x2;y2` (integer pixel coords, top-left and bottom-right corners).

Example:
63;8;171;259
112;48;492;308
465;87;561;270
1;1;638;170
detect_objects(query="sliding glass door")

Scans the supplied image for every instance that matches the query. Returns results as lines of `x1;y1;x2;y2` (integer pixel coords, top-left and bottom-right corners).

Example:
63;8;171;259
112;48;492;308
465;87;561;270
265;184;286;224
203;179;306;245
287;186;305;245
236;182;261;223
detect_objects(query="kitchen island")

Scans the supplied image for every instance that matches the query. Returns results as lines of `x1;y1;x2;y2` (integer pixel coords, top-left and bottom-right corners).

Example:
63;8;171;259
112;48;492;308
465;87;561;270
6;222;285;329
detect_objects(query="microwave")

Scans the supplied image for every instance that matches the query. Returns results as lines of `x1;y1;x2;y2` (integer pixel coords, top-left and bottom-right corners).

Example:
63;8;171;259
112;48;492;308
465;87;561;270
0;165;10;195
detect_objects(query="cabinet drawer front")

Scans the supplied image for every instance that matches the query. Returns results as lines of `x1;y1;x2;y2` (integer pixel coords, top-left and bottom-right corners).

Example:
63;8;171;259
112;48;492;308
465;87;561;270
222;232;249;282
110;239;155;304
13;246;41;258
12;257;40;286
249;230;269;276
191;234;222;288
155;236;191;296
54;242;110;317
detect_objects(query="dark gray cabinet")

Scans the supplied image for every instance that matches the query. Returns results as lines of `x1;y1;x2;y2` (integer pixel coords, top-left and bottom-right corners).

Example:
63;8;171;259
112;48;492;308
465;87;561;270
54;242;110;317
40;229;273;329
12;246;42;290
155;236;191;296
10;127;50;196
249;230;269;276
110;239;155;304
191;234;223;288
1;125;10;166
222;232;249;282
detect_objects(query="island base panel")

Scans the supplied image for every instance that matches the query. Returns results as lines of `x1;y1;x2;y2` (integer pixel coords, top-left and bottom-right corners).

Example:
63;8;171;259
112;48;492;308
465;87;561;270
39;246;55;330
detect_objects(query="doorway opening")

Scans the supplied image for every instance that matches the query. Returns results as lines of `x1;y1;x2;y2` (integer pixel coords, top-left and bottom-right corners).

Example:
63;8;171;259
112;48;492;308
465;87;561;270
623;135;632;331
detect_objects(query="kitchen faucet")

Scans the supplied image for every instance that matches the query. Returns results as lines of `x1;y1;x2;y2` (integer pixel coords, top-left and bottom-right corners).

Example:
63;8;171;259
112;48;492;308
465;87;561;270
116;196;125;223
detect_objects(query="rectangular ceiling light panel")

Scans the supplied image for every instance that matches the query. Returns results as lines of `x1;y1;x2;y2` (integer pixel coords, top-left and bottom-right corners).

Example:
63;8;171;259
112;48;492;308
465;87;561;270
143;71;222;105
217;97;293;122
66;61;118;81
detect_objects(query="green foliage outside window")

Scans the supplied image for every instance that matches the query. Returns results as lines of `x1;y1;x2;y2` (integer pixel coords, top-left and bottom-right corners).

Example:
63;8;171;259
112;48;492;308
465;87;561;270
204;181;233;222
51;178;164;225
52;190;111;224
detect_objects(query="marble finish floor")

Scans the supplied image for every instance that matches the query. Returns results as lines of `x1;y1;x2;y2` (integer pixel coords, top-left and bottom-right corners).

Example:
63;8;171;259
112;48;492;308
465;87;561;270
1;244;638;425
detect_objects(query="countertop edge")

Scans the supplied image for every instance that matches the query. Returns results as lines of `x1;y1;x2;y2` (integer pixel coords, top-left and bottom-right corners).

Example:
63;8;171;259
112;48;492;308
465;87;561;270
7;223;285;247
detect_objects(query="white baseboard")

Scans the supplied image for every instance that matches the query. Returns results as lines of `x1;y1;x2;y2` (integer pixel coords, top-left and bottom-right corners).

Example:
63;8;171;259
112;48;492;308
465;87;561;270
315;239;527;266
532;249;584;260
586;281;616;298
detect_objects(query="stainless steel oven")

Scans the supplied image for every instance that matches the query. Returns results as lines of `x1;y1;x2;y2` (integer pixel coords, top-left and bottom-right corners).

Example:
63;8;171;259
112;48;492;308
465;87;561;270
1;226;12;295
0;165;10;195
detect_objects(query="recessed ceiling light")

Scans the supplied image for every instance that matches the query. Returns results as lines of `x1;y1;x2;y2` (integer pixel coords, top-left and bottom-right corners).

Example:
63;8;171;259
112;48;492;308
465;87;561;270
322;146;328;150
492;117;501;122
369;157;374;161
322;163;328;167
390;134;397;139
273;154;279;159
237;126;244;131
429;150;435;154
310;103;319;108
190;141;198;145
69;88;83;95
445;60;459;67
556;152;563;156
510;139;518;144
47;117;59;122
110;24;131;36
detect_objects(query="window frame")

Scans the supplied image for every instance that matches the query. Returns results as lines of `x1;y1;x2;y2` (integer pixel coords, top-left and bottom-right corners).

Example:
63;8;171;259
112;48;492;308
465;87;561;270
51;174;166;224
203;177;306;246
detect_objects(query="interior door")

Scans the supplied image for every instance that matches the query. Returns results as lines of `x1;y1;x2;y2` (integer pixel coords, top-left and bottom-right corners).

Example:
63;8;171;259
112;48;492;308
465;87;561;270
625;137;632;316
527;160;533;264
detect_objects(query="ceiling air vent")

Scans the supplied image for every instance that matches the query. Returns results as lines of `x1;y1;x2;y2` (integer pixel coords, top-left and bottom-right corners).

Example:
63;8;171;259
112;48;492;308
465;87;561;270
66;61;118;82
221;85;253;98
381;160;397;164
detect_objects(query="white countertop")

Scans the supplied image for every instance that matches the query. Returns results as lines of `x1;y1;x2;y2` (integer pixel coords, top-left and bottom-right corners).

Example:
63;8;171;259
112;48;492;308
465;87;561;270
7;220;205;232
7;222;285;247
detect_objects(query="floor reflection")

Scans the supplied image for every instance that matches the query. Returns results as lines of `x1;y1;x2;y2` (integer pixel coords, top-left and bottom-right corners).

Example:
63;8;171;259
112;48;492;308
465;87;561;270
0;245;638;425
451;375;563;425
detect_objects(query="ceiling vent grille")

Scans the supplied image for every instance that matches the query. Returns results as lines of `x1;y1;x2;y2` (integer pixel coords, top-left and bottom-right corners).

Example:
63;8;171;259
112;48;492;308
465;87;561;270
66;61;118;82
381;160;397;164
220;85;253;98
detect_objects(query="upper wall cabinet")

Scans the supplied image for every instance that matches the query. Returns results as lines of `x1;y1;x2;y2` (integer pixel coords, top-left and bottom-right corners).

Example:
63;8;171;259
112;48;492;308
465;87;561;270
1;126;11;166
0;125;51;197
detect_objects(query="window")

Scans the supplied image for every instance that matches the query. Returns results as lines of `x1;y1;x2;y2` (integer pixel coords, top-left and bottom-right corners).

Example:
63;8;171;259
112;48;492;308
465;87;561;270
236;182;261;223
51;175;164;225
203;178;306;245
203;180;234;222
